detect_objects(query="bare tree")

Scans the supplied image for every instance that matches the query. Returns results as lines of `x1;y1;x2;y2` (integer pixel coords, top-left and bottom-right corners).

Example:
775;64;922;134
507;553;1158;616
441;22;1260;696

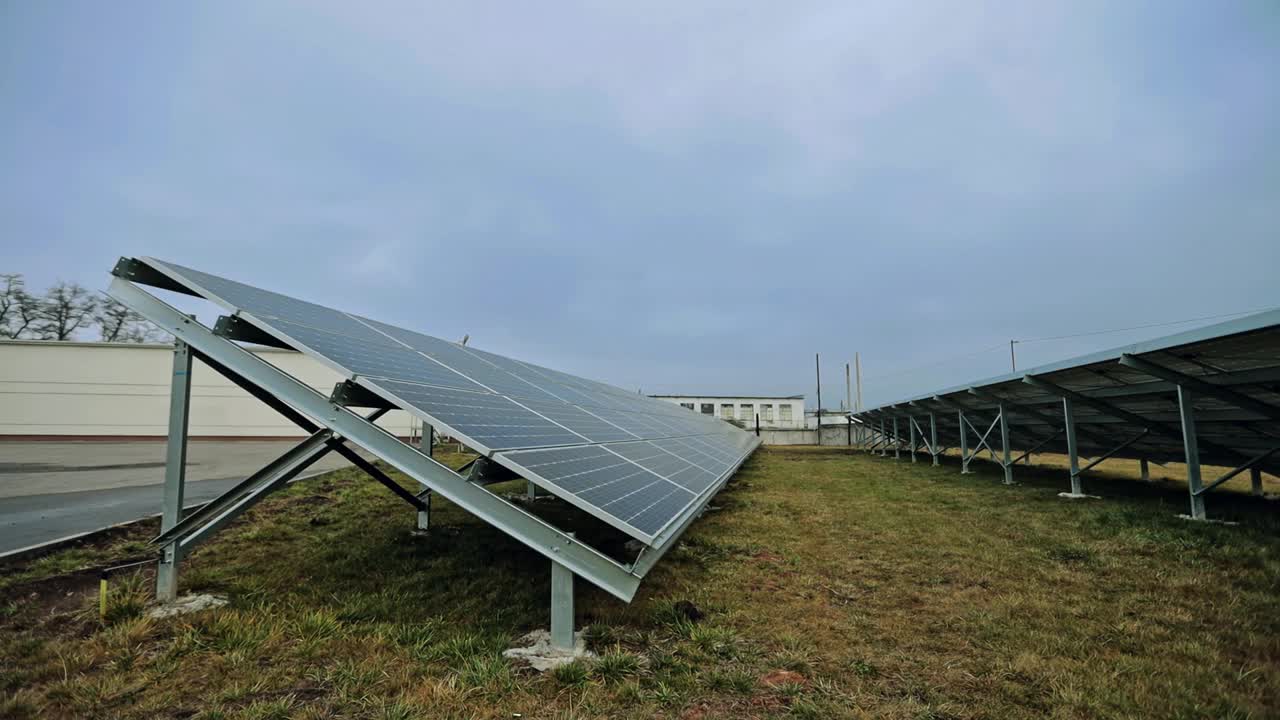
94;296;163;342
34;282;98;341
0;273;40;339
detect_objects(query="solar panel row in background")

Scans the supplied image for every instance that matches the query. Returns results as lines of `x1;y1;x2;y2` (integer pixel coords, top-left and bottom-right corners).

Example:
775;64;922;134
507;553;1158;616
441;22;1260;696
141;258;759;545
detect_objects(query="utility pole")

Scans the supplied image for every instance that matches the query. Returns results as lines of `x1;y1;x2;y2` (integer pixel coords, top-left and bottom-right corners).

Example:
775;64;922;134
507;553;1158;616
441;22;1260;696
815;353;822;446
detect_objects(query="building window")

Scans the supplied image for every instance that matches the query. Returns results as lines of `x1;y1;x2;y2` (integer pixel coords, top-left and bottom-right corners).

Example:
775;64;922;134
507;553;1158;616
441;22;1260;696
780;404;793;422
680;402;694;410
761;404;774;421
721;403;734;419
738;403;753;421
700;403;714;415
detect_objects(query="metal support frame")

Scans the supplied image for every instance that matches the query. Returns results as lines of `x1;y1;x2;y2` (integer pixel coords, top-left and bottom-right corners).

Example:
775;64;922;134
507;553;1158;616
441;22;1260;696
893;417;901;460
929;413;939;466
1024;374;1232;458
156;340;193;602
1195;446;1280;497
417;489;432;530
909;417;917;463
958;410;971;474
960;412;1000;471
1077;430;1149;475
550;558;575;649
157;429;340;550
1251;467;1264;497
1007;429;1062;468
1177;386;1206;520
879;418;887;456
418;423;433;529
1063;398;1081;495
997;402;1013;484
108;276;645;602
1119;354;1280;421
1140;458;1150;482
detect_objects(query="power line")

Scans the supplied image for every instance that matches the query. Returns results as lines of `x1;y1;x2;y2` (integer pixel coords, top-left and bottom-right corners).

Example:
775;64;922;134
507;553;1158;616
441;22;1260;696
863;305;1278;384
863;342;1007;381
1016;307;1279;344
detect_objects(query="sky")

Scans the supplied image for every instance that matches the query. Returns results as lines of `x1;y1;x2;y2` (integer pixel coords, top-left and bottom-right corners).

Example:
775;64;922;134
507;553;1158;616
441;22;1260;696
2;2;1278;409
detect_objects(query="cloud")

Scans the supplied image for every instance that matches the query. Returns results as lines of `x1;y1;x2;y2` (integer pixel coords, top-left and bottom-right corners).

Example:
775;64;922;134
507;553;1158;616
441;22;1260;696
2;1;1277;406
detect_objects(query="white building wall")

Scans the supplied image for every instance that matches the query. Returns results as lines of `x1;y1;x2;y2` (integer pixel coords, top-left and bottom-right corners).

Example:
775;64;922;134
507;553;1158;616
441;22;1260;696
0;340;415;439
649;395;807;430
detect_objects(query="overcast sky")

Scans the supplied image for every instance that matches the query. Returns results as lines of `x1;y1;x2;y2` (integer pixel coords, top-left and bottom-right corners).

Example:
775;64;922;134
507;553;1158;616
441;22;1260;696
3;2;1277;408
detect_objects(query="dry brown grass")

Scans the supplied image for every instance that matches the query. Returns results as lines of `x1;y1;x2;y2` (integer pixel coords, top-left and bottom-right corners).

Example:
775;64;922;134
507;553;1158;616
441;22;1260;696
1;447;1277;719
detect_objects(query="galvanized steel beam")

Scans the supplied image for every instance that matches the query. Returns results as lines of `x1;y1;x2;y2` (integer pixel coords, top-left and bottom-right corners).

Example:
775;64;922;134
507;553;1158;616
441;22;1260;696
1177;386;1206;520
1119;353;1280;421
156;340;193;602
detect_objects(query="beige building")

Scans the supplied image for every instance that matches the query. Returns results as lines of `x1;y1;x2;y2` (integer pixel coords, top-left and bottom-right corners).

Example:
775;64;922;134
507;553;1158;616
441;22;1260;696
0;340;416;439
648;394;806;430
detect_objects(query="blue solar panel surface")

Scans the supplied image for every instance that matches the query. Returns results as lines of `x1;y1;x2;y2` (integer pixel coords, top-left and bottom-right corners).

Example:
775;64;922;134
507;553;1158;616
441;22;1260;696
143;258;759;544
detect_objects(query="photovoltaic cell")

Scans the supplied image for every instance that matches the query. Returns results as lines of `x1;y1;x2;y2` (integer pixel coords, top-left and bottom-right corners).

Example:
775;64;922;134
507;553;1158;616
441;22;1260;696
608;441;720;494
140;257;760;546
265;319;486;393
500;444;698;540
366;379;587;451
512;398;639;443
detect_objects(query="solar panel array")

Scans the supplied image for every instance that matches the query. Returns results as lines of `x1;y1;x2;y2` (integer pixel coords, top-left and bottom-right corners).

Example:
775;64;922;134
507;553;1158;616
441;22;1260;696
141;258;759;544
853;310;1280;474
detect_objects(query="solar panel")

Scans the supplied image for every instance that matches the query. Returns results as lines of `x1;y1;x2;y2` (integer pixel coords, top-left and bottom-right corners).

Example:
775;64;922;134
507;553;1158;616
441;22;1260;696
139;258;759;545
852;308;1280;519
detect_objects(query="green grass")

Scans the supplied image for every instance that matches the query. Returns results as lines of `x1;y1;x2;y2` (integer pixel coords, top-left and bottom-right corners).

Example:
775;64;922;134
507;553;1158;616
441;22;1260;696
1;446;1277;718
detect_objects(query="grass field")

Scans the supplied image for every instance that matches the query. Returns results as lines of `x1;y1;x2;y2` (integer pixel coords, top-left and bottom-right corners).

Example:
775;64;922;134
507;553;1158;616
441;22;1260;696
2;446;1278;719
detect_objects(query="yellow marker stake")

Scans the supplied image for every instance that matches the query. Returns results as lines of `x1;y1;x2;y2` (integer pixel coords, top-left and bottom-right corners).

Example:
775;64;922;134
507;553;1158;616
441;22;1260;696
99;575;108;620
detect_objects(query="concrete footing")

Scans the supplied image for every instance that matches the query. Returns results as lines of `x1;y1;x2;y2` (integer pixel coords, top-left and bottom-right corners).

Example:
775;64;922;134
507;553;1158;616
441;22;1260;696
147;593;228;619
1057;492;1100;500
502;629;594;671
1177;514;1239;525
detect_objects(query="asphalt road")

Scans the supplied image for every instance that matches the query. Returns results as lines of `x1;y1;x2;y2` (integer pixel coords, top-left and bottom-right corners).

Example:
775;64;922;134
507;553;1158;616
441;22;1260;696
0;441;355;555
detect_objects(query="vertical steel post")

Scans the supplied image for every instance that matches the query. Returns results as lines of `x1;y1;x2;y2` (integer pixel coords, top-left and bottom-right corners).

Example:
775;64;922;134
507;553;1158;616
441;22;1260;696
959;410;971;474
1177;386;1206;520
416;424;434;529
1250;467;1263;497
1063;397;1082;495
417;490;432;530
1140;458;1150;482
157;340;193;602
550;559;575;649
998;402;1013;484
893;417;900;460
909;417;917;462
879;418;887;456
929;413;939;466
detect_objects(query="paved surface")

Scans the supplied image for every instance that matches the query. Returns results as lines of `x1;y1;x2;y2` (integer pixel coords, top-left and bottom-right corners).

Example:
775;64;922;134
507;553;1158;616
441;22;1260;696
0;441;357;554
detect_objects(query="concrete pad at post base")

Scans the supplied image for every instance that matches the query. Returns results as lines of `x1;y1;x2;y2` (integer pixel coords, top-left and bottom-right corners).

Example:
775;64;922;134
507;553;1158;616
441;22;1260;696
1057;492;1101;500
503;629;594;672
1176;514;1239;526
